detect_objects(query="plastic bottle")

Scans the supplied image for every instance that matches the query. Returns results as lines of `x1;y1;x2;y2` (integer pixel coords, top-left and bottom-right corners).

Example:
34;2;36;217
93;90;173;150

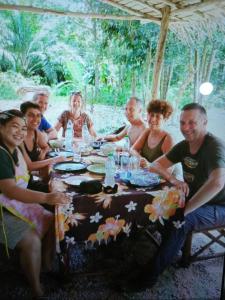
82;122;89;145
65;119;73;150
104;153;116;187
124;135;130;153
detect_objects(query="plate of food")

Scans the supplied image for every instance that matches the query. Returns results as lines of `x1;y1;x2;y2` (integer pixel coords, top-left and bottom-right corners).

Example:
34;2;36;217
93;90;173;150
100;143;117;156
49;139;64;149
96;150;108;157
63;175;93;186
53;162;87;173
120;170;160;187
48;150;73;158
89;156;106;164
87;163;105;175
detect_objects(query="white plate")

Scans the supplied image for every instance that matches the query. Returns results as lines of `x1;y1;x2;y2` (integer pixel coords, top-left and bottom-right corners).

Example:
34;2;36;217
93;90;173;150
63;175;93;186
87;164;105;174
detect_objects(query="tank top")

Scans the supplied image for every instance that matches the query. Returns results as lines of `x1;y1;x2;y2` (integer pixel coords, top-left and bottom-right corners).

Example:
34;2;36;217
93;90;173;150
141;134;167;162
23;130;40;161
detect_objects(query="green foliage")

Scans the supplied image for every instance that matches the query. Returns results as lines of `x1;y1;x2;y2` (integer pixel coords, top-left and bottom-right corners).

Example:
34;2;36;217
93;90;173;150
0;71;38;100
0;3;225;109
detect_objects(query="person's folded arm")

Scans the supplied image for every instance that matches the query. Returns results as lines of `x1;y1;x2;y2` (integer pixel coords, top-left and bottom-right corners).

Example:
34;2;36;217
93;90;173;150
0;178;46;204
54;121;62;132
148;156;190;196
37;130;50;160
20;143;65;171
184;168;225;216
103;126;128;142
89;125;97;138
130;129;150;159
46;127;58;140
0;178;70;205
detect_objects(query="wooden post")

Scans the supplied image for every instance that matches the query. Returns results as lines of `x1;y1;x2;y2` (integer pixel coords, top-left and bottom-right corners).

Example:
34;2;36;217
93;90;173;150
151;6;170;100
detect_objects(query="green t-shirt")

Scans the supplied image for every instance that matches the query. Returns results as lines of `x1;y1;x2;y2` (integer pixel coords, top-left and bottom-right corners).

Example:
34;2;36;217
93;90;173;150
166;133;225;205
0;148;15;180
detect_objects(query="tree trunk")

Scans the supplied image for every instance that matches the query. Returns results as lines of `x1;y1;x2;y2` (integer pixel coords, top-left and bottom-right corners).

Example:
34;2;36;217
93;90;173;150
143;45;152;107
131;71;136;96
93;19;99;102
160;61;173;99
151;6;171;99
175;65;194;111
193;49;199;103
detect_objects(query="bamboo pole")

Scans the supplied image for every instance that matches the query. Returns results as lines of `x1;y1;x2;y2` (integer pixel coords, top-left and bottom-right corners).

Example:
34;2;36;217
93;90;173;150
0;3;158;22
151;6;171;100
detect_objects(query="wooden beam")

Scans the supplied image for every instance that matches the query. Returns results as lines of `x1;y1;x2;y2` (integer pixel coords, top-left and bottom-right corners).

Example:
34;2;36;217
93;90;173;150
0;3;154;21
100;0;161;22
133;0;161;14
151;6;171;99
171;0;223;17
160;0;179;9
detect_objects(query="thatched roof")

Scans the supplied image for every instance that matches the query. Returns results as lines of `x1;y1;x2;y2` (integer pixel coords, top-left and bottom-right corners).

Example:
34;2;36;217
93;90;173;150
100;1;225;43
100;0;225;24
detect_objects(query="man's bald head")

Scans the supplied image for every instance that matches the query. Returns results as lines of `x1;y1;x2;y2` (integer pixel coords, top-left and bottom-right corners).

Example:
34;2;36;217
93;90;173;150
125;97;143;124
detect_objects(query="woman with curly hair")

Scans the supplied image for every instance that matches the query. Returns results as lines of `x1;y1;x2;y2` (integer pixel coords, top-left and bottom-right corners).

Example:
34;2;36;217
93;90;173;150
131;100;174;168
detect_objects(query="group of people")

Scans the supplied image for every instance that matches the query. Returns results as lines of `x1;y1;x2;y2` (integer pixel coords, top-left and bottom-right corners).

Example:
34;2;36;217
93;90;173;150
0;89;225;297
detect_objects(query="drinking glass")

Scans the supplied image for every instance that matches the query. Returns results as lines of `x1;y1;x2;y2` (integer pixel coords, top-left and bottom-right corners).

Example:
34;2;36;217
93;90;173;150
129;156;140;171
120;153;130;172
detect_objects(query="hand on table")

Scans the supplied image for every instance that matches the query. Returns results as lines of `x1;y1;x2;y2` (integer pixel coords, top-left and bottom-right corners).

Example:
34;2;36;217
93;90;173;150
170;177;189;196
53;156;70;164
45;192;71;205
140;157;149;168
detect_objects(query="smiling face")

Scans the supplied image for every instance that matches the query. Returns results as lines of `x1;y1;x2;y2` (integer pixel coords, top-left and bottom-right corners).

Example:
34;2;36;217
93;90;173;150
70;94;82;112
24;108;42;130
180;109;207;143
0;117;27;151
125;98;142;123
36;95;49;114
147;112;164;129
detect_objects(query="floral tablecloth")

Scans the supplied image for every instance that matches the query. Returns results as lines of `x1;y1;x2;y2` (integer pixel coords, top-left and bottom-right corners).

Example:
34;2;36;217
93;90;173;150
51;169;185;256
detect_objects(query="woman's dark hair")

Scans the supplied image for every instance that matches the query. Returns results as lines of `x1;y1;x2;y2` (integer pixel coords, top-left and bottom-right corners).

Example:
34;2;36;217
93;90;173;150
0;109;24;126
0;109;25;166
20;101;41;115
147;99;173;120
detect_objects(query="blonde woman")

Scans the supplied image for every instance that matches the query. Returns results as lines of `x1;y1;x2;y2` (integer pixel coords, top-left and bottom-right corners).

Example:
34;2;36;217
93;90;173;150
55;91;96;138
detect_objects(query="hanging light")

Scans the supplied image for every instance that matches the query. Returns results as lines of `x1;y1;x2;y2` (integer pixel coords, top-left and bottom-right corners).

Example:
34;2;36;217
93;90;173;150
199;82;214;95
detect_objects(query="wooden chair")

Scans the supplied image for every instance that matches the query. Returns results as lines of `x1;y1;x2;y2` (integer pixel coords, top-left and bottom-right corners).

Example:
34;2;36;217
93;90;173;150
181;225;225;266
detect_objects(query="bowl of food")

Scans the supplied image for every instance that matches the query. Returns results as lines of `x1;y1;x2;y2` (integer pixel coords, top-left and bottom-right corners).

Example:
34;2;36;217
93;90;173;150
100;143;117;156
49;138;64;149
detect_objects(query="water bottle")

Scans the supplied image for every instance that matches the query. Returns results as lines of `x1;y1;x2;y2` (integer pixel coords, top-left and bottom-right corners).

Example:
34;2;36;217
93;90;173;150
124;135;130;153
65;119;73;150
104;153;116;187
82;122;89;145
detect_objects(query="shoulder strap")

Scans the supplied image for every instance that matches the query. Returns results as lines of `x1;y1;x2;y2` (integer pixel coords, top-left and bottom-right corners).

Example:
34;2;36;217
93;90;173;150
160;134;167;145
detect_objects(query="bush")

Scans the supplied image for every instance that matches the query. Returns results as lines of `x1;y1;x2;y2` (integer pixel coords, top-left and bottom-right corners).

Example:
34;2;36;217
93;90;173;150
0;71;39;100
